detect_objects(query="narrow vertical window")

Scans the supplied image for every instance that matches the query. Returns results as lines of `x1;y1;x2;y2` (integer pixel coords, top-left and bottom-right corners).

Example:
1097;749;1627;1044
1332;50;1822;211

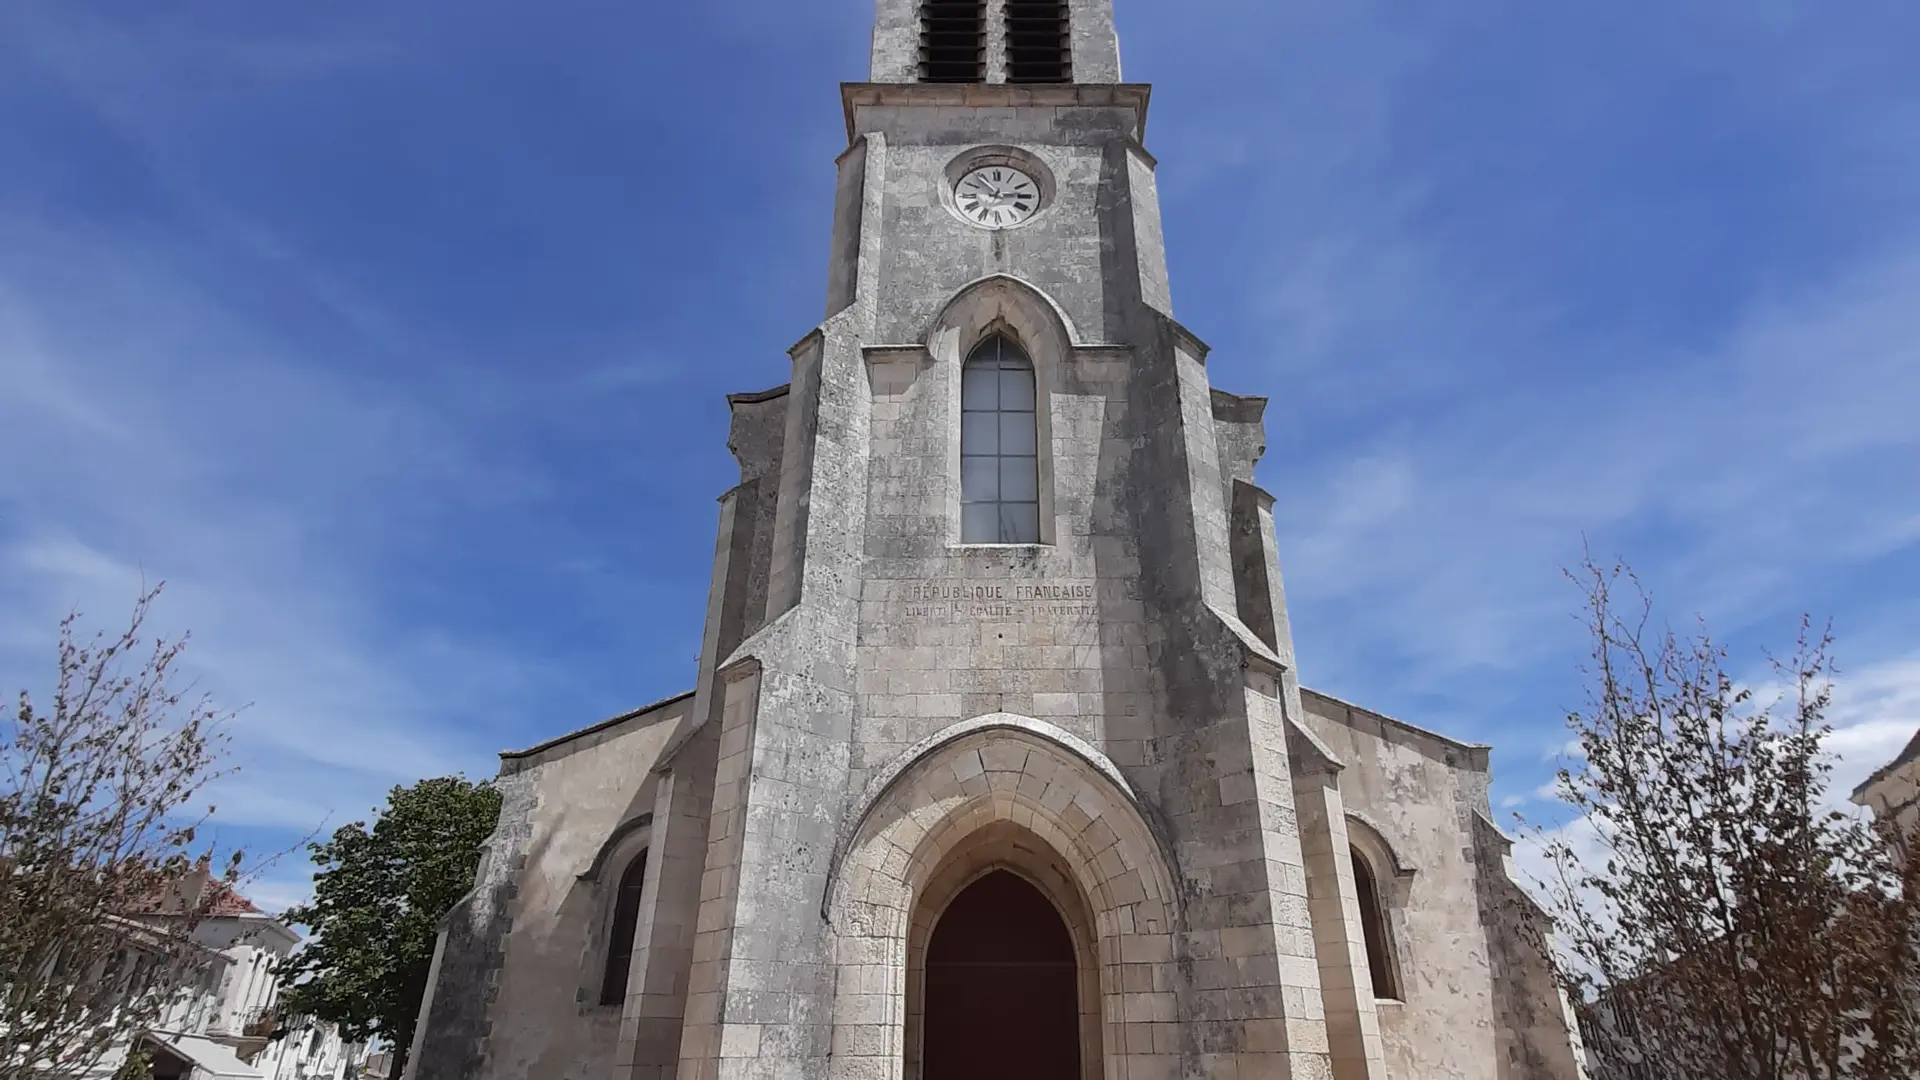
919;1;986;83
599;849;648;1006
960;335;1040;544
1351;847;1401;999
1004;1;1071;83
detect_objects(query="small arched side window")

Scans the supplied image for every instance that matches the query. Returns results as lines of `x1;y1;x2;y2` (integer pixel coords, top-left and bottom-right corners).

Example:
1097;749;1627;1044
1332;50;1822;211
960;334;1040;544
599;848;648;1007
1351;845;1401;1000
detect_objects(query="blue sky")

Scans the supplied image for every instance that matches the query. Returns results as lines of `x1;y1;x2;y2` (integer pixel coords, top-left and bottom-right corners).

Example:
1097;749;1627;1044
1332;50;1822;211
2;0;1916;910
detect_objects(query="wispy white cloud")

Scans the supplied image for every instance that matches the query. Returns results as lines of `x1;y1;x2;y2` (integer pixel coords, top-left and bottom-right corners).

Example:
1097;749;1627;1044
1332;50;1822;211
1231;33;1920;720
0;3;730;916
0;219;561;879
4;0;1913;919
1273;241;1920;688
1824;654;1920;800
1169;2;1920;842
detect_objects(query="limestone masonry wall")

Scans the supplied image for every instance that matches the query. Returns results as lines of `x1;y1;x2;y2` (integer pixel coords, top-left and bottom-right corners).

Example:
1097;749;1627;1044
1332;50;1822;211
1297;689;1580;1080
413;697;691;1080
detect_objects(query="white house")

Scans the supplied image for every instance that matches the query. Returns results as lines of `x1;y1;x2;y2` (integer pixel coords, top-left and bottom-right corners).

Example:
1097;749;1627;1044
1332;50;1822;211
80;874;375;1080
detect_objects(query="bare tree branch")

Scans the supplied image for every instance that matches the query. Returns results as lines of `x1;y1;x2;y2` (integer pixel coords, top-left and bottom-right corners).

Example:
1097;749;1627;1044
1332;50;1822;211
1;584;249;1080
1516;556;1916;1080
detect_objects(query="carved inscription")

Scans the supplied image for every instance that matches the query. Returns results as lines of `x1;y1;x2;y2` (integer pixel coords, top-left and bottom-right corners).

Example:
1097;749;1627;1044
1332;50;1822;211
899;581;1100;620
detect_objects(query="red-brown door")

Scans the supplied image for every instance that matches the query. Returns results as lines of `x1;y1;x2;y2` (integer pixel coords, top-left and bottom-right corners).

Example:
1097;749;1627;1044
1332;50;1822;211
923;869;1081;1080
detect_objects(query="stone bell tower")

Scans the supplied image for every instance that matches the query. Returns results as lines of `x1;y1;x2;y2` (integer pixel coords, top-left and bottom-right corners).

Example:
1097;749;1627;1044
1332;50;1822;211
401;5;1581;1079
629;2;1384;1079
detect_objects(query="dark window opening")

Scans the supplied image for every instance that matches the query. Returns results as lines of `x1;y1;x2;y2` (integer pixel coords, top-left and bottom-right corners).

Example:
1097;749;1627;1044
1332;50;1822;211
960;334;1040;544
919;1;986;83
599;848;648;1006
1004;1;1071;83
1352;846;1401;1000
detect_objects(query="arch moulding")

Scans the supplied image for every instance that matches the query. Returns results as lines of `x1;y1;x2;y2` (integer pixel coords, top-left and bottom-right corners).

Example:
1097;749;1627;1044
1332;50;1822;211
925;273;1086;362
822;713;1177;919
1344;810;1415;880
919;275;1117;549
822;714;1185;1080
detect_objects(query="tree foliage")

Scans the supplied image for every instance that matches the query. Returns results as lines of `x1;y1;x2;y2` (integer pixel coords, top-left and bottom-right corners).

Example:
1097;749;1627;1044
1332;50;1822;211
277;775;501;1080
1524;557;1918;1080
110;1047;152;1080
1;584;242;1080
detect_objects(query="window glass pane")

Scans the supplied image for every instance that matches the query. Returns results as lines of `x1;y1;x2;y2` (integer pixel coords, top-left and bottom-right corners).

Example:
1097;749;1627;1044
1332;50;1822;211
999;456;1038;502
997;367;1035;410
602;849;649;1006
957;335;1044;546
960;411;999;454
1000;503;1041;544
962;503;999;543
998;413;1036;455
961;366;999;410
960;457;999;502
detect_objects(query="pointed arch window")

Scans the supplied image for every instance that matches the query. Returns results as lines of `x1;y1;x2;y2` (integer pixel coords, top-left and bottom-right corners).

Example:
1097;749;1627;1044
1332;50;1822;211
599;848;648;1006
961;334;1040;543
1005;1;1072;83
919;1;986;83
1351;846;1402;1000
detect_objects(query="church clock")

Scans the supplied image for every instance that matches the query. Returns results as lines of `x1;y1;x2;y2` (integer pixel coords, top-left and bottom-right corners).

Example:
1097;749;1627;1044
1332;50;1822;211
953;164;1041;228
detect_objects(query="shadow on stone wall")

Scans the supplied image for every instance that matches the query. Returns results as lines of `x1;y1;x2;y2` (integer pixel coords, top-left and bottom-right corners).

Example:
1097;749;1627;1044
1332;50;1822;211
408;771;545;1080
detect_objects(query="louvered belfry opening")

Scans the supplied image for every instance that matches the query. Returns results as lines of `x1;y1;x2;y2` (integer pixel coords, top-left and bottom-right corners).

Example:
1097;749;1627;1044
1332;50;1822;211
919;1;987;83
1004;1;1071;83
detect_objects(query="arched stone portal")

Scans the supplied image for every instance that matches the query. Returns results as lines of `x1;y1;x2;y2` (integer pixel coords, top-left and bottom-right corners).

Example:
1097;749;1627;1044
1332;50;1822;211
824;717;1179;1080
922;868;1080;1080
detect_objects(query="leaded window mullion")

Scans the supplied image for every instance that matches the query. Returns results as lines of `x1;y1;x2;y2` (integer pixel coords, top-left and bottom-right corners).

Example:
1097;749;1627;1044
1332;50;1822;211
960;334;1040;544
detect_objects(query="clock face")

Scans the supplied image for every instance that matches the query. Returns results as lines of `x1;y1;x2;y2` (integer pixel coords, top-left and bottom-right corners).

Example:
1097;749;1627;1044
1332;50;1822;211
955;165;1041;229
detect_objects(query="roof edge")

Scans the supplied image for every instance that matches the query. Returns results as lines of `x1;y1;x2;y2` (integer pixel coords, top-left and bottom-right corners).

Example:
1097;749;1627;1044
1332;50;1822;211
1852;727;1920;801
499;689;696;763
1299;686;1493;758
728;384;791;407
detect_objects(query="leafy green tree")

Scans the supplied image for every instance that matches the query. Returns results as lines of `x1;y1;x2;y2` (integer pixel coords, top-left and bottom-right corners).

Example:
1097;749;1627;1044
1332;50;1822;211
111;1048;153;1080
277;776;502;1080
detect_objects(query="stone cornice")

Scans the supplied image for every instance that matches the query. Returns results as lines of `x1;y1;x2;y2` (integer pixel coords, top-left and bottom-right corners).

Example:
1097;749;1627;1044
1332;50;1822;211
840;82;1153;143
1300;686;1495;769
726;383;791;407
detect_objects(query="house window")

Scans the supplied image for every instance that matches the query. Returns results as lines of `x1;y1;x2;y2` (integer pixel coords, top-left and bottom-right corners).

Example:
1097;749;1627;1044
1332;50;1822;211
1004;1;1071;83
1351;846;1401;999
599;849;648;1006
960;334;1040;543
919;1;986;83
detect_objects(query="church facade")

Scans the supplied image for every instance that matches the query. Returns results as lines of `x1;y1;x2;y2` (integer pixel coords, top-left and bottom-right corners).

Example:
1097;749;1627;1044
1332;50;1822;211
404;3;1585;1079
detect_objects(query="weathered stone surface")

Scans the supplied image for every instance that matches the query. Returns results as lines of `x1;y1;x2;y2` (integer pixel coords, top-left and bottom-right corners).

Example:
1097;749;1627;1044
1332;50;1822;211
409;695;693;1080
403;4;1585;1079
